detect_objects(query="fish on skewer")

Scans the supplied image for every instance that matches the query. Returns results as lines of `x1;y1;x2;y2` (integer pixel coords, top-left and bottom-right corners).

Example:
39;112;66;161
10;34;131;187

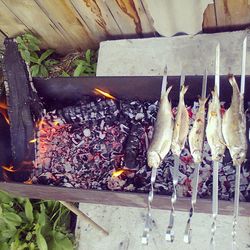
206;85;225;248
171;85;189;157
222;76;247;167
222;75;247;249
189;97;207;164
142;82;173;244
184;90;207;243
206;87;226;161
147;86;174;168
166;84;189;242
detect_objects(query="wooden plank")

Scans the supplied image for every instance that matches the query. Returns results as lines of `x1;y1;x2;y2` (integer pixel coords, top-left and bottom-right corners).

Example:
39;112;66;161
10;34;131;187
104;0;142;36
0;1;28;37
69;0;122;41
214;0;250;28
203;3;217;31
34;0;94;51
0;31;6;48
1;0;73;53
0;182;250;216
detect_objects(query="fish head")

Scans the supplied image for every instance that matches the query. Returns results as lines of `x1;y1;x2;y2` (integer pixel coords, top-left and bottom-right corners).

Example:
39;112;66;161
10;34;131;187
192;151;202;164
147;151;161;168
231;147;246;167
211;147;225;162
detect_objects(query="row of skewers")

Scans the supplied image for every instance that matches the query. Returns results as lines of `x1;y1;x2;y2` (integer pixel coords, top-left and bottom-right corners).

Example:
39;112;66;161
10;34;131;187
142;38;248;248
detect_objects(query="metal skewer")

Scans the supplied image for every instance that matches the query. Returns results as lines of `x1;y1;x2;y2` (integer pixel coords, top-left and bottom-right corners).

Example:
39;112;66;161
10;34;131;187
232;36;247;250
210;43;220;249
142;65;168;244
165;69;185;242
184;69;207;244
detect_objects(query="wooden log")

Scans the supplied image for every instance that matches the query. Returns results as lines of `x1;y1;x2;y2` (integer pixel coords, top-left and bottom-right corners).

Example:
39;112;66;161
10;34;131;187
0;182;249;216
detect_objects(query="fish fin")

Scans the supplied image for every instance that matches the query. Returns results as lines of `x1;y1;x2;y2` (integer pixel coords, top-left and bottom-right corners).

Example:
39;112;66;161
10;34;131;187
198;97;208;105
181;85;189;95
166;85;173;95
219;138;228;148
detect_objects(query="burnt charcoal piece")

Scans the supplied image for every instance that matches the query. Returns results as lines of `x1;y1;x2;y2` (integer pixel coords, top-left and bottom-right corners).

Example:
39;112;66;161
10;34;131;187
0;114;11;166
3;39;42;168
124;123;144;170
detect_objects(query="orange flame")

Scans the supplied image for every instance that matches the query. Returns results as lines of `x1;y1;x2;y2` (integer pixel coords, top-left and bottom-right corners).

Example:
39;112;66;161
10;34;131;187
112;169;125;177
29;138;37;143
53;121;60;126
0;102;7;110
0;109;10;125
36;118;46;128
2;165;16;173
94;88;116;100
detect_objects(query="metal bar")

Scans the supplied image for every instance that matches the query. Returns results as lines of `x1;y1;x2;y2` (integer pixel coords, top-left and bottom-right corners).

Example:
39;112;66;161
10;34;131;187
210;161;219;249
183;69;207;243
166;154;179;242
215;44;220;96
240;37;247;95
232;165;241;249
142;67;168;244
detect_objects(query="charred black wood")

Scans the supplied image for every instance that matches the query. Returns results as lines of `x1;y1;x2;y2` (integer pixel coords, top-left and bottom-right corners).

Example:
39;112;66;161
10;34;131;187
3;39;42;169
124;123;144;170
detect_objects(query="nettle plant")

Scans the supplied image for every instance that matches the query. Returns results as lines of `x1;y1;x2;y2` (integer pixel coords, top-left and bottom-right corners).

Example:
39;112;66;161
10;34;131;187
16;33;57;77
0;191;75;250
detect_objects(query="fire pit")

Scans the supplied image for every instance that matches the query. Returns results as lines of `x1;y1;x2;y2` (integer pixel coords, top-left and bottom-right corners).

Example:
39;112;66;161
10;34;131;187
0;39;250;216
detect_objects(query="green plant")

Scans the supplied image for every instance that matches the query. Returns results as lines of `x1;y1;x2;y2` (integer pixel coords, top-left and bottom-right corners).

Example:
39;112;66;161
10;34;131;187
73;49;97;76
16;34;56;77
0;191;75;250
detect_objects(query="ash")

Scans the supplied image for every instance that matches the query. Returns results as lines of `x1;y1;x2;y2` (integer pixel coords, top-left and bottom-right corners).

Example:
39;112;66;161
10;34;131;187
31;98;250;201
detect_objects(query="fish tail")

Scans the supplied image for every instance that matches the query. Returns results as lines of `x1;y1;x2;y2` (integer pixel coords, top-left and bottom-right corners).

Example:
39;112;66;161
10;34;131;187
199;97;208;106
180;85;188;97
228;74;240;92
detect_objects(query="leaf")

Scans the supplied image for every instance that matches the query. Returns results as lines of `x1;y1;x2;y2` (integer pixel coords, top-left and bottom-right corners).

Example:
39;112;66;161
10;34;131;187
30;65;40;77
48;231;73;250
25;200;34;223
85;49;91;64
39;49;54;63
36;227;48;250
20;50;30;63
0;191;12;203
15;36;23;44
60;71;70;77
28;243;35;250
39;65;48;77
73;61;84;77
44;59;59;67
0;242;9;250
3;212;22;226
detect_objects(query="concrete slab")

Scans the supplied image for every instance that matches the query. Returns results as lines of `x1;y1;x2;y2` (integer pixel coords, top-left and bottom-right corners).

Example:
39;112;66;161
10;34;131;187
97;30;250;76
76;203;250;250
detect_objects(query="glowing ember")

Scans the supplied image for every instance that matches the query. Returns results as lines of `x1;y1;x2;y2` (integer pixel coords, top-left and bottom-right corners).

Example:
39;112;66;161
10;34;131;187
0;102;7;110
29;138;37;143
23;179;33;185
2;165;16;173
112;169;125;177
94;88;116;100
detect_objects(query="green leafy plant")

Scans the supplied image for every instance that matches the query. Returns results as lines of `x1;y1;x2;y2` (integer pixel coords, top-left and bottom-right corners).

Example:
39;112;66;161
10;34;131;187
73;49;97;77
0;191;75;250
16;33;56;77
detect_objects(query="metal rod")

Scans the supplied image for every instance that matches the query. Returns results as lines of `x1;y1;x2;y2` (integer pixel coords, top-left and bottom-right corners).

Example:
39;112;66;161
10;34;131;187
166;154;179;242
142;167;157;244
142;67;168;244
232;165;241;249
184;69;207;243
59;201;109;236
210;44;220;249
240;37;247;95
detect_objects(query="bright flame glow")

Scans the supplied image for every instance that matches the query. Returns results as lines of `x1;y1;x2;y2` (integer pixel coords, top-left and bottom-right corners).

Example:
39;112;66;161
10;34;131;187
2;165;16;173
29;138;37;143
112;169;125;177
36;118;46;128
0;109;10;125
53;121;60;126
94;88;116;100
0;102;7;110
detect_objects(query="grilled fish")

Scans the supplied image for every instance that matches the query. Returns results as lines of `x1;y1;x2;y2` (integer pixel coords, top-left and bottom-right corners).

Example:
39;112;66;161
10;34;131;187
222;76;247;166
206;87;225;161
147;86;174;168
189;98;207;163
171;85;189;156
